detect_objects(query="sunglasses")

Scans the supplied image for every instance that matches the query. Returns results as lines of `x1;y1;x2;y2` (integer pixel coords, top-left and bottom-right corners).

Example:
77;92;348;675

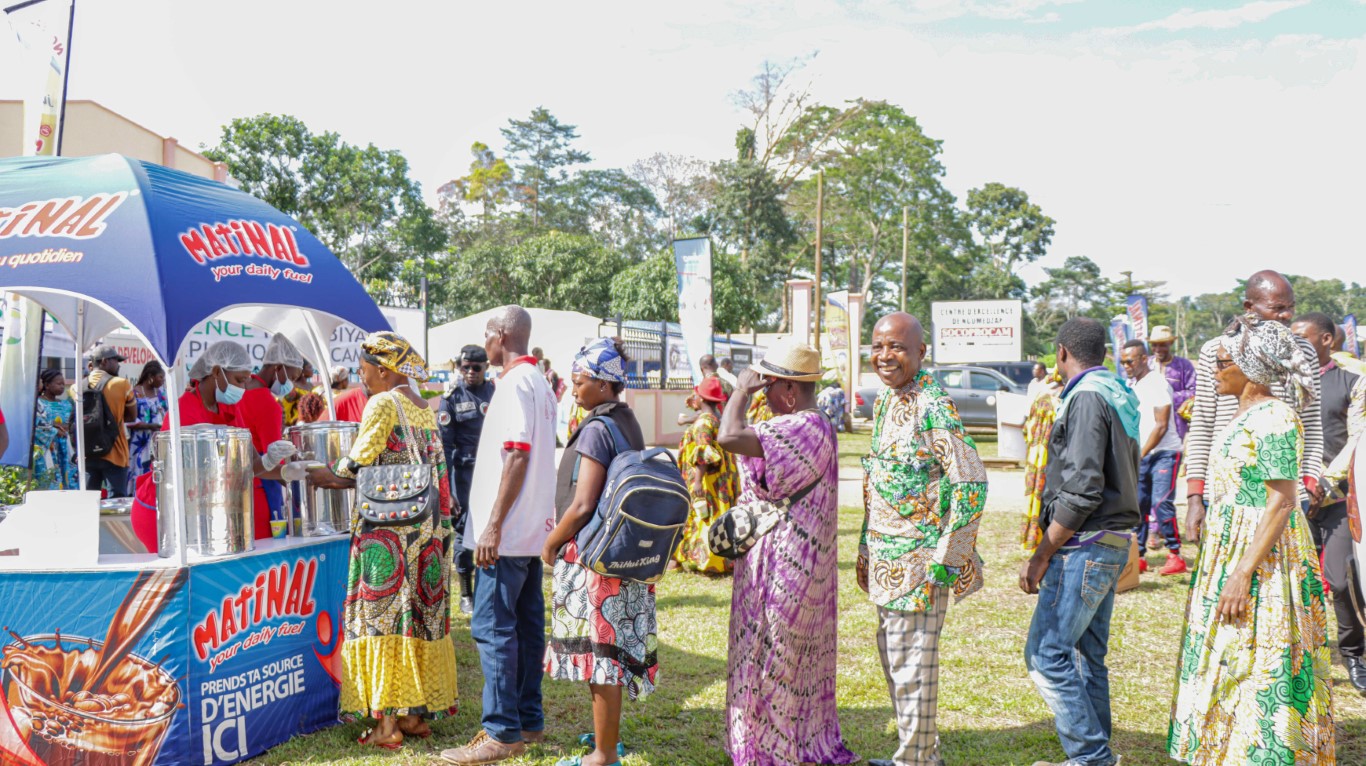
461;364;485;372
1215;358;1236;370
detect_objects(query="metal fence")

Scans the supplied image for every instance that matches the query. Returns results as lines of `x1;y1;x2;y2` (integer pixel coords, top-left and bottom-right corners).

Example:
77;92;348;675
598;320;760;391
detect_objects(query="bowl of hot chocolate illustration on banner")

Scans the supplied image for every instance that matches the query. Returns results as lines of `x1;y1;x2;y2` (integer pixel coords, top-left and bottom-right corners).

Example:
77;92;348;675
0;570;186;766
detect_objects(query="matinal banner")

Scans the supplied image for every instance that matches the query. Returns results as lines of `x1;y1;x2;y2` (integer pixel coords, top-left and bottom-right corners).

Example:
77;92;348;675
4;0;74;156
673;237;713;385
1345;315;1359;358
1110;317;1131;376
0;294;44;466
823;290;849;371
1125;295;1148;341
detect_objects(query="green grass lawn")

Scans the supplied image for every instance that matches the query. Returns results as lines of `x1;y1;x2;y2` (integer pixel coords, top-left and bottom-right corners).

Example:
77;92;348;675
256;477;1366;765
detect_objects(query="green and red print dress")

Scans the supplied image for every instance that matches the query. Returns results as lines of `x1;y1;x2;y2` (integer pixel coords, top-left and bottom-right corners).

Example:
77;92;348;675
339;393;458;721
1169;399;1333;764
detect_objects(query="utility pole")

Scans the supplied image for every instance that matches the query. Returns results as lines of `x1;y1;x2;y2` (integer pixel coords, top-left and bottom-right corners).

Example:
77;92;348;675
900;205;909;313
814;170;823;354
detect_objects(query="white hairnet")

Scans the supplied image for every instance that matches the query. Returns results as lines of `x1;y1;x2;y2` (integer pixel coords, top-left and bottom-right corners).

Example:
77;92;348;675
330;365;349;385
195;341;253;378
263;334;305;368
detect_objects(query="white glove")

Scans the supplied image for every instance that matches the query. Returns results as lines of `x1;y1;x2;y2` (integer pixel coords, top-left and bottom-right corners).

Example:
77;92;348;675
280;461;310;483
262;440;297;472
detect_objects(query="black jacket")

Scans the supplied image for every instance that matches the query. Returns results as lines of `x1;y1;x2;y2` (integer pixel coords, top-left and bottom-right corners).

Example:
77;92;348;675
1041;390;1141;534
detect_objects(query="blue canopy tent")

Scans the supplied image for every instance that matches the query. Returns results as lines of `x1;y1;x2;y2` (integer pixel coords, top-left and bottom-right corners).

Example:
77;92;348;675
0;154;390;564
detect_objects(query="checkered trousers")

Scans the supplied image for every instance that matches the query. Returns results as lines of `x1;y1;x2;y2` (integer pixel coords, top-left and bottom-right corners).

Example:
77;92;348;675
876;586;950;766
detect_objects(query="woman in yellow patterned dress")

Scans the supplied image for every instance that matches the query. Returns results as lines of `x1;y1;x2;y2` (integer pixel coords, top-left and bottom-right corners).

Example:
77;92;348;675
675;377;738;574
1020;374;1061;552
1169;318;1333;765
306;332;458;750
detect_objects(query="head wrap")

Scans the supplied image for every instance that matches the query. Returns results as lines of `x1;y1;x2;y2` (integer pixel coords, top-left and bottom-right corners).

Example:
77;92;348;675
330;365;349;386
191;341;252;380
572;338;627;383
360;331;429;380
1220;315;1315;410
263;334;305;369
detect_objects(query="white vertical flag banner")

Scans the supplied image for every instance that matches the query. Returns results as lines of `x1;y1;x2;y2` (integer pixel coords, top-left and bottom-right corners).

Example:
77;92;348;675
4;0;74;156
673;237;713;385
0;295;45;466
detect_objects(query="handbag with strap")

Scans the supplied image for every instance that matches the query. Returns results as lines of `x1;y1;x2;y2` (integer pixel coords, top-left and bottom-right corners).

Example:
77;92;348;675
706;475;821;560
355;391;437;526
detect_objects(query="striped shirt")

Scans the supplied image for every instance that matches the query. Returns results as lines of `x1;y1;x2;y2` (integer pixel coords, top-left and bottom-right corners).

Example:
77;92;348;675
1185;334;1323;501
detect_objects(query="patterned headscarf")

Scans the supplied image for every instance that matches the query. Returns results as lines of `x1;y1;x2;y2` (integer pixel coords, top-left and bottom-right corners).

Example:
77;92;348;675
572;338;627;383
360;331;429;380
1220;315;1315;410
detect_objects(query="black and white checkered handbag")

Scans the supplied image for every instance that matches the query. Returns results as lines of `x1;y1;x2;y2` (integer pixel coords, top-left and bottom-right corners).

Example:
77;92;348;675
706;478;820;560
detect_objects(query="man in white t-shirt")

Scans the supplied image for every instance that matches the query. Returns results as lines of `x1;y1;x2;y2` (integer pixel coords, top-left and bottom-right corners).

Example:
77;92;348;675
1119;340;1187;577
443;305;557;766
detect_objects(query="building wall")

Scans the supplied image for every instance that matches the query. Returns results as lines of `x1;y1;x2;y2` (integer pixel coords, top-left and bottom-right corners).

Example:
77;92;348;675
0;100;227;181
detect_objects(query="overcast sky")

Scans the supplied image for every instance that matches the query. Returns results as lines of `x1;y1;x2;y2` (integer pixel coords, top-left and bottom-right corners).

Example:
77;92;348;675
3;0;1362;300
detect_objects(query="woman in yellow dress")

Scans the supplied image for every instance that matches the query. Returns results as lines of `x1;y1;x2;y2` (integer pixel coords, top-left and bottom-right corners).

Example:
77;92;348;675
675;377;738;574
306;332;458;750
1021;373;1062;552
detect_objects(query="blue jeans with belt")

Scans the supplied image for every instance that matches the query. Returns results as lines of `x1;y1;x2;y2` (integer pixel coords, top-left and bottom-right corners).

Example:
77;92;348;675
1024;539;1128;766
471;555;545;744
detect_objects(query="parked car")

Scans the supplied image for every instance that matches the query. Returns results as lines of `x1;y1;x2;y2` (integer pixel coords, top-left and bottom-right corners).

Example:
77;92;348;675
853;365;1022;427
958;361;1037;389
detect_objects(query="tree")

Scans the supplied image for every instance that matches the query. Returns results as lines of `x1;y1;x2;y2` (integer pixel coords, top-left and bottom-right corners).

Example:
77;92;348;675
452;141;513;229
965;183;1055;275
500;107;591;228
628;153;712;238
1030;256;1119;343
554;169;663;260
609;249;763;333
205;114;439;284
441;232;624;319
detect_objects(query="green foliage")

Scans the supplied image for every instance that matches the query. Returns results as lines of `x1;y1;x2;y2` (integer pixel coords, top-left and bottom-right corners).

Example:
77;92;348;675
966;182;1055;275
0;467;33;505
500;107;593;228
204;114;444;286
609;249;763;333
446;231;624;319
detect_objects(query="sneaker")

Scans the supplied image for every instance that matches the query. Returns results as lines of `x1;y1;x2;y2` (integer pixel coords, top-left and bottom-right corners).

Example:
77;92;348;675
1138;557;1148;574
1159;552;1188;576
459;595;474;615
1032;757;1121;766
440;730;526;765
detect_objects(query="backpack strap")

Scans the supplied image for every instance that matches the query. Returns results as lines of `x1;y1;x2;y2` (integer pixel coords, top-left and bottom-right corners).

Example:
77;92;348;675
570;415;631;484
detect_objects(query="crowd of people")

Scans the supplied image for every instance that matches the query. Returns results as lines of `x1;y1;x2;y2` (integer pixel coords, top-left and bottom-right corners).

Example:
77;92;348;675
7;265;1360;766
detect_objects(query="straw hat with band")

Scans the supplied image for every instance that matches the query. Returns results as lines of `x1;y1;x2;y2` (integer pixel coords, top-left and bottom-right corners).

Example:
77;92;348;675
755;339;823;382
1149;326;1177;344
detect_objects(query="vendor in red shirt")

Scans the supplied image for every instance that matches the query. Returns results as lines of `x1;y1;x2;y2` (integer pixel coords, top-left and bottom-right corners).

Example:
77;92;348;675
331;365;369;422
241;334;307;530
131;341;296;552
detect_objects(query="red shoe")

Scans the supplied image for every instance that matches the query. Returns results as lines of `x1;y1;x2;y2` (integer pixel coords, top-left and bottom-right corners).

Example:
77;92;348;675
1138;557;1148;574
1159;552;1188;576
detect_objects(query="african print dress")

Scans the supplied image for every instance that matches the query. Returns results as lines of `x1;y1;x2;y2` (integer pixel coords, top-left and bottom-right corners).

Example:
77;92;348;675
127;389;167;493
1168;399;1334;765
1020;392;1058;553
339;392;458;721
727;410;858;766
746;390;774;424
31;397;77;491
675;412;737;574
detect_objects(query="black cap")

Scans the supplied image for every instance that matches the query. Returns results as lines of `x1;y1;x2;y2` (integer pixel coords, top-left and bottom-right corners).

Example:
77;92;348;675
91;346;125;362
460;345;488;365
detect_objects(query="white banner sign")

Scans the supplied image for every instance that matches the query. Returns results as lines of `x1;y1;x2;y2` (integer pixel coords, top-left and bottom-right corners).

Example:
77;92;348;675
673;237;713;385
931;300;1023;364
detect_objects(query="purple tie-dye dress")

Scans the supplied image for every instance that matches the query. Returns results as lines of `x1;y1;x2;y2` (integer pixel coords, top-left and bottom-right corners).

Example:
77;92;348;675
726;410;859;766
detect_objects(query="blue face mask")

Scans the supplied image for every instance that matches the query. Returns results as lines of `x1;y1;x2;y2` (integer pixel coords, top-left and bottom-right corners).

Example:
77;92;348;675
216;370;245;406
270;370;294;398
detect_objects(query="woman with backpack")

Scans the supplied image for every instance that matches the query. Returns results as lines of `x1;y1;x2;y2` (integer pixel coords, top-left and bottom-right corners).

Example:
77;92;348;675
543;337;654;766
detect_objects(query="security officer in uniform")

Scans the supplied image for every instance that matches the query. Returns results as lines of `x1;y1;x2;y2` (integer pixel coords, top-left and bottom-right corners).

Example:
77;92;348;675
439;344;495;614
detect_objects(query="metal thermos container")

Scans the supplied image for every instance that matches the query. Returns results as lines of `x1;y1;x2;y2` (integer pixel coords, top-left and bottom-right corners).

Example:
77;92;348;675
287;420;358;536
152;425;255;558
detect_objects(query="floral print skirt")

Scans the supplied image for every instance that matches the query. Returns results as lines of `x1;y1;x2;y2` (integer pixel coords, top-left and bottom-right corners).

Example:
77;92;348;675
545;540;659;700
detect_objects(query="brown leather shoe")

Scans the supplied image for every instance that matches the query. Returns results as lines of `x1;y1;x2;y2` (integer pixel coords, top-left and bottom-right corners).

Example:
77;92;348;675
439;730;526;765
521;730;546;744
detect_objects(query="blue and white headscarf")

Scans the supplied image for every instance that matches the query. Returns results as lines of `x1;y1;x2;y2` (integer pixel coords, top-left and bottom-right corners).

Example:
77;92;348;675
573;338;627;383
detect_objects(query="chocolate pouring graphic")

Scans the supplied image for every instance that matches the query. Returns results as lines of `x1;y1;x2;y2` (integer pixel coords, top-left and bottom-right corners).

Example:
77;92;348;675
1;569;187;766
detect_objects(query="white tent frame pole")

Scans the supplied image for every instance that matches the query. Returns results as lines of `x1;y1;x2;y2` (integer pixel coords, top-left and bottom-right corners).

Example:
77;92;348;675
303;313;336;418
75;304;86;488
163;362;188;566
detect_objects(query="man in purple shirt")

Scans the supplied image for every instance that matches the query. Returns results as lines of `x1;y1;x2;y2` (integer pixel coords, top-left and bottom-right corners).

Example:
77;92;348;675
1147;325;1195;440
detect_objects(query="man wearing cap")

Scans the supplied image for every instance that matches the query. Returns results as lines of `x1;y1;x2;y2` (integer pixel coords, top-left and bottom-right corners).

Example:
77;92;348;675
859;312;988;766
85;347;137;497
1146;325;1195;441
439;344;495;614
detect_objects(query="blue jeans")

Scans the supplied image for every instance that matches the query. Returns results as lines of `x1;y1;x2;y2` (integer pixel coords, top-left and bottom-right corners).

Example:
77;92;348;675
471;556;545;744
1136;451;1181;552
85;457;130;498
1024;541;1128;766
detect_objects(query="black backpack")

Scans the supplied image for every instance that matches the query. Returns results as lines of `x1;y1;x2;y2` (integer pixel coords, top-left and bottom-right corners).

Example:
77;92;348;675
82;375;119;459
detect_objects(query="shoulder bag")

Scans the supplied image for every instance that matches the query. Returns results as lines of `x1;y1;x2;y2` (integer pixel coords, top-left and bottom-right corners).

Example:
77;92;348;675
706;476;821;560
355;391;437;526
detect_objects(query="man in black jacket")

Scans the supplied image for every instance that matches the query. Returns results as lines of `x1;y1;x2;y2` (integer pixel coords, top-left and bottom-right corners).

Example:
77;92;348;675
1021;318;1140;766
439;344;494;614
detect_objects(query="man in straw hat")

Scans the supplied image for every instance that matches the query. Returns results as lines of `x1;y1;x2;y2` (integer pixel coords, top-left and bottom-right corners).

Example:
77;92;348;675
1146;325;1195;441
718;338;858;766
858;312;987;766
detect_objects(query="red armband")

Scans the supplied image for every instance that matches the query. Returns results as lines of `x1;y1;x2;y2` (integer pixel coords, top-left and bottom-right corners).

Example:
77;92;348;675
503;441;531;452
